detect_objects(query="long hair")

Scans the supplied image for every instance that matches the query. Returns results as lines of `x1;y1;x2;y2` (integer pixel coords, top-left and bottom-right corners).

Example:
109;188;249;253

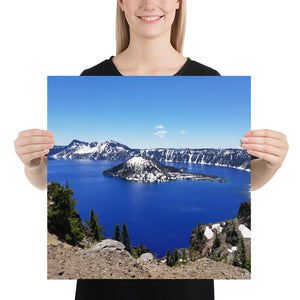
116;0;186;54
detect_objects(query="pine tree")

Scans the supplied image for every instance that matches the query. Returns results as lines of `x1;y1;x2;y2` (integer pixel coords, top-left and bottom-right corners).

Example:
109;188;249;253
182;248;187;261
232;251;239;267
212;232;221;249
85;209;104;242
237;237;246;268
121;221;131;252
189;223;206;252
136;244;151;256
174;248;179;263
113;224;121;241
166;249;171;266
245;255;251;272
225;219;239;246
47;181;84;245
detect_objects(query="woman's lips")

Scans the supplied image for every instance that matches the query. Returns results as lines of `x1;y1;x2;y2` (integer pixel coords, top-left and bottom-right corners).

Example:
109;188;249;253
137;15;164;23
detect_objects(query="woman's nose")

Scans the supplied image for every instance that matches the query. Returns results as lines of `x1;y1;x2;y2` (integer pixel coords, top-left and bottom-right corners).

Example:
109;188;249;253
141;0;158;11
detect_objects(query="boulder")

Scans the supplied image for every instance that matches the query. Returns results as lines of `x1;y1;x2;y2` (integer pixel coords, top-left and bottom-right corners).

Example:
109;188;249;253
89;239;125;252
55;242;64;248
139;253;155;263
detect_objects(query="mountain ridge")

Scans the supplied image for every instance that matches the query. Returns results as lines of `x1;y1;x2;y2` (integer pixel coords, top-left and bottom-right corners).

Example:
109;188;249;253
49;140;250;171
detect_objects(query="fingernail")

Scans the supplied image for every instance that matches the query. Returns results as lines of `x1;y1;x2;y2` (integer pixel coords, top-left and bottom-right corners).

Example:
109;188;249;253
245;131;252;137
241;137;248;142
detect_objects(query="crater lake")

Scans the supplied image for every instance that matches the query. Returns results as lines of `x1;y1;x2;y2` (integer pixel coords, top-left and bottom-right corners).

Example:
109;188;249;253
48;159;250;258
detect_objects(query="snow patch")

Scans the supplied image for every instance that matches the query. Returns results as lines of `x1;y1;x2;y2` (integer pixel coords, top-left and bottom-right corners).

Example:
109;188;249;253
74;144;98;154
238;224;251;238
204;226;214;240
212;223;223;233
228;246;237;253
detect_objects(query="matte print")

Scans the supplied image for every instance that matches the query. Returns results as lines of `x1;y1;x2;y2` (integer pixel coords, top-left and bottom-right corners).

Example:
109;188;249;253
47;76;251;280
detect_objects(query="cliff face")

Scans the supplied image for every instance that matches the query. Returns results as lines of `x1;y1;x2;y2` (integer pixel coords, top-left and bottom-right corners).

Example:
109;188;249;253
238;200;251;229
49;140;250;171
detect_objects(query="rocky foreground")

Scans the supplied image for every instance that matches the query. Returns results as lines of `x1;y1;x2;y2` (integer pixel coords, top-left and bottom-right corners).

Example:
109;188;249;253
48;234;250;280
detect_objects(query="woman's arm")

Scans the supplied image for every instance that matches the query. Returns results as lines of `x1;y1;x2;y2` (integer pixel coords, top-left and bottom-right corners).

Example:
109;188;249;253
14;129;54;190
241;129;289;191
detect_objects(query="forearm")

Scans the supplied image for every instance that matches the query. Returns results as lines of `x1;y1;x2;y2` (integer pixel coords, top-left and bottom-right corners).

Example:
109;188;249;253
24;156;47;190
250;159;277;191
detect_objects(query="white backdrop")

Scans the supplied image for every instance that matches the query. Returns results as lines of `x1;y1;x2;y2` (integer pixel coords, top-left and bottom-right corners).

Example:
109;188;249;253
1;1;299;299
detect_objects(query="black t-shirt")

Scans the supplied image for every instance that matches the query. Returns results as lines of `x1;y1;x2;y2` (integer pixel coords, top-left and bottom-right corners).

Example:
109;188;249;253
80;56;220;76
76;57;220;300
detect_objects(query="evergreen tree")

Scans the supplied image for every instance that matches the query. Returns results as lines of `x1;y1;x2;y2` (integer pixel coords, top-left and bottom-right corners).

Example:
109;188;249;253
237;237;246;268
189;223;206;252
225;219;239;246
166;249;171;266
113;224;121;241
182;249;187;261
85;209;104;242
121;221;131;252
232;251;239;267
245;255;251;272
212;232;221;249
47;181;84;245
136;244;151;256
174;248;179;262
65;180;70;190
166;249;179;267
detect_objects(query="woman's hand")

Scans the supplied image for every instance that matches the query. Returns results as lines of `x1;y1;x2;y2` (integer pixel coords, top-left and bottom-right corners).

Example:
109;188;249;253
14;129;55;168
241;129;289;170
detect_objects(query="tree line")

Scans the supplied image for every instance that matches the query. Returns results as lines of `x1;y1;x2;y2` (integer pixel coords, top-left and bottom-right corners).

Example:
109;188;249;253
47;181;150;258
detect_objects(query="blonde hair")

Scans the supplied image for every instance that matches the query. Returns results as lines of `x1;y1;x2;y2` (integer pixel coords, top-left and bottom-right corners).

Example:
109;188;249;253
116;0;186;55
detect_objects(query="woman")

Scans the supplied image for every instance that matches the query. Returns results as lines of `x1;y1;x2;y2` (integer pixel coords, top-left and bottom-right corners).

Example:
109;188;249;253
14;1;288;299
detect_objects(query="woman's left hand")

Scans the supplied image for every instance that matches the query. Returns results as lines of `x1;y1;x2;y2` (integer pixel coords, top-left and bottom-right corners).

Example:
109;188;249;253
241;129;289;170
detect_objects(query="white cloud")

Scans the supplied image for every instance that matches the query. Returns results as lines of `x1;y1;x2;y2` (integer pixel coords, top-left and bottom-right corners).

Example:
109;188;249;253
154;130;167;138
154;125;167;138
179;129;186;135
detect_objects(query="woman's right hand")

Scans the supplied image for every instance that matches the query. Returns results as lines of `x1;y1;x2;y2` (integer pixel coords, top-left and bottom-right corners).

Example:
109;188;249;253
14;129;55;168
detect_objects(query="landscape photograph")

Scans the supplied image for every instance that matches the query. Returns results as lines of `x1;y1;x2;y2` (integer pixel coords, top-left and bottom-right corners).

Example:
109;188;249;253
47;76;251;280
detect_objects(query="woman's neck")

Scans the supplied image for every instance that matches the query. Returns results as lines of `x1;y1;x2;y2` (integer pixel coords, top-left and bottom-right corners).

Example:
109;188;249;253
113;34;187;76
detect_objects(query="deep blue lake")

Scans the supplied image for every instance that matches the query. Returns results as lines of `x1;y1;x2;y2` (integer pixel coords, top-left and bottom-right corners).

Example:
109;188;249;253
48;160;250;257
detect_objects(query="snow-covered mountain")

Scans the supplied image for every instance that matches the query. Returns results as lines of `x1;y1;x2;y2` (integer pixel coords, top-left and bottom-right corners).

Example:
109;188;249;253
49;140;250;171
103;156;226;183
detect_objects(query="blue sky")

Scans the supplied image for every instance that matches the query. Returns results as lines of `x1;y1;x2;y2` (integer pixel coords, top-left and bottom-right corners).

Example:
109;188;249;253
48;76;250;149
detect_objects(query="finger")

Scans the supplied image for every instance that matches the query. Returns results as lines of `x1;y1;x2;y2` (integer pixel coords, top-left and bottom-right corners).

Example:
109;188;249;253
16;143;54;155
21;149;50;165
245;129;286;140
242;143;282;157
15;136;55;147
246;149;282;168
18;129;54;138
241;136;283;148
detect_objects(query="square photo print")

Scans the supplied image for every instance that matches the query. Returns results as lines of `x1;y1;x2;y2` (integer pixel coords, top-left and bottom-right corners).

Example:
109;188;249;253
47;76;251;279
